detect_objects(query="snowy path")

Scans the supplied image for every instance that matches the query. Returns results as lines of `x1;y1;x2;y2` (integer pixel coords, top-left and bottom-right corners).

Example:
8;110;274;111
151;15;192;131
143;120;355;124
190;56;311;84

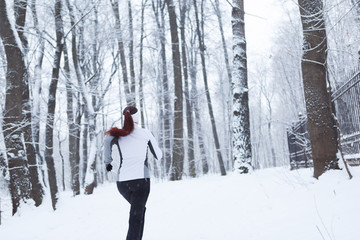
1;167;360;240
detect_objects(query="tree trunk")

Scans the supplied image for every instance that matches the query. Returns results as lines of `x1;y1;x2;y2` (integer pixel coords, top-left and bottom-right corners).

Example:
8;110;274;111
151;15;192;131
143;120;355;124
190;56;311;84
111;0;134;106
66;0;82;191
77;3;107;194
14;0;28;51
44;0;64;210
179;0;195;178
189;34;208;175
139;0;146;127
193;0;226;176
213;0;233;167
297;0;338;178
231;0;252;173
0;0;32;215
128;0;136;105
213;0;232;84
152;0;172;175
82;109;89;186
166;0;184;181
30;0;47;188
63;38;80;196
84;119;97;194
15;0;44;206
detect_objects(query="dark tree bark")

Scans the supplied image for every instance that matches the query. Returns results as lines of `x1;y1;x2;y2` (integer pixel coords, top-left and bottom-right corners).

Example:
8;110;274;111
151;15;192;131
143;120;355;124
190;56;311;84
44;0;64;210
231;0;252;173
179;0;195;177
297;0;338;178
166;0;184;181
14;0;28;51
65;0;84;189
193;0;226;176
14;0;44;206
0;0;32;215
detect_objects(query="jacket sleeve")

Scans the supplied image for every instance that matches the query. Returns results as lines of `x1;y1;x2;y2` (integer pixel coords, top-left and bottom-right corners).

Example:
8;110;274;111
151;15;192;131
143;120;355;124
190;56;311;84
104;135;116;165
147;130;163;160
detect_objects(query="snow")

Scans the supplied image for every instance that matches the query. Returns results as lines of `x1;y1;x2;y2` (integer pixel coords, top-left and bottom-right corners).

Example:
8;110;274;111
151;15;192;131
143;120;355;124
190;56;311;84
1;167;360;240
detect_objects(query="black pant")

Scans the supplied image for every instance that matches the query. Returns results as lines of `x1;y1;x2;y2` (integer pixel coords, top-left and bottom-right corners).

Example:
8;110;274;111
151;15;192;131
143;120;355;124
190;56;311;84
117;179;150;240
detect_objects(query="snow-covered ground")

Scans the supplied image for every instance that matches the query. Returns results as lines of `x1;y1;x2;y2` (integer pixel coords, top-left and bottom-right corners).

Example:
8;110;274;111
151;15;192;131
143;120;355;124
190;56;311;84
1;167;359;240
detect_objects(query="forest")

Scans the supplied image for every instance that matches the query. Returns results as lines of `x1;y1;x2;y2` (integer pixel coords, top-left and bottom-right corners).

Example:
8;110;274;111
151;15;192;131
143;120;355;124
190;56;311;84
0;0;360;230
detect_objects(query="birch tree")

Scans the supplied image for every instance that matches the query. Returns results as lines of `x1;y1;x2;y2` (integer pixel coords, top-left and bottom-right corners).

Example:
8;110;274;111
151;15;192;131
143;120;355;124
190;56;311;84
231;0;252;173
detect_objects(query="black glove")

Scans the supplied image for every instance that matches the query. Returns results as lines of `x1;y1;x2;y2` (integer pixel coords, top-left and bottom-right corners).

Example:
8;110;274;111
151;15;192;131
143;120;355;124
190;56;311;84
106;164;113;172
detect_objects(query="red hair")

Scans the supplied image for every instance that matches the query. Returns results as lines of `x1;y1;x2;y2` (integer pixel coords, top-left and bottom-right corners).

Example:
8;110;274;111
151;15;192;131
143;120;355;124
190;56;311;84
105;106;138;137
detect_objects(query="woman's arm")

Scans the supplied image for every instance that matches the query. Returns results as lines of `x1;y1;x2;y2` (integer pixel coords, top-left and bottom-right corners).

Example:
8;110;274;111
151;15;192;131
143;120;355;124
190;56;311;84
104;134;116;165
147;131;163;160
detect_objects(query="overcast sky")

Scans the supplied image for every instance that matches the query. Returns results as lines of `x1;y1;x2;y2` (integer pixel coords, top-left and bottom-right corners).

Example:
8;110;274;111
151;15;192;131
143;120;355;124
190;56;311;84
245;0;287;58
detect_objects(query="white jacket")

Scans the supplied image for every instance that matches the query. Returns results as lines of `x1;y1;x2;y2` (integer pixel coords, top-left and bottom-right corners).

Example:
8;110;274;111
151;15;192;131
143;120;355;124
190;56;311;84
104;124;162;182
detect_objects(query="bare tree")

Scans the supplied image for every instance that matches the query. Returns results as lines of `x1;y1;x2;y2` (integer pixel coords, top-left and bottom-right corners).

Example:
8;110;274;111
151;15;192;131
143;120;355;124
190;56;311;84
178;0;195;177
128;0;136;104
66;2;115;194
139;0;147;127
231;0;252;173
44;0;65;210
0;0;32;214
166;0;185;180
152;0;172;175
188;24;209;174
212;0;233;166
297;0;338;178
63;30;80;195
30;0;47;187
64;0;84;188
193;0;226;176
14;0;44;205
212;0;232;84
111;0;134;106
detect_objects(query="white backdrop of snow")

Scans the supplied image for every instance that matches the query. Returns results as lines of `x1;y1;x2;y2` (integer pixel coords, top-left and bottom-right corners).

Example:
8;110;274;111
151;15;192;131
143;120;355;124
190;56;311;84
1;167;359;240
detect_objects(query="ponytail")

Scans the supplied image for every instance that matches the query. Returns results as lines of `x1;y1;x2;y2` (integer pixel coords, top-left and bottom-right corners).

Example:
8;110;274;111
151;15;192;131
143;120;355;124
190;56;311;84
105;106;138;138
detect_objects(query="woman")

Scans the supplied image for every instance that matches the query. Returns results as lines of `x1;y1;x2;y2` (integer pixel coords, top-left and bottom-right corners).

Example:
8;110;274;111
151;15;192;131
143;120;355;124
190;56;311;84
104;106;162;240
